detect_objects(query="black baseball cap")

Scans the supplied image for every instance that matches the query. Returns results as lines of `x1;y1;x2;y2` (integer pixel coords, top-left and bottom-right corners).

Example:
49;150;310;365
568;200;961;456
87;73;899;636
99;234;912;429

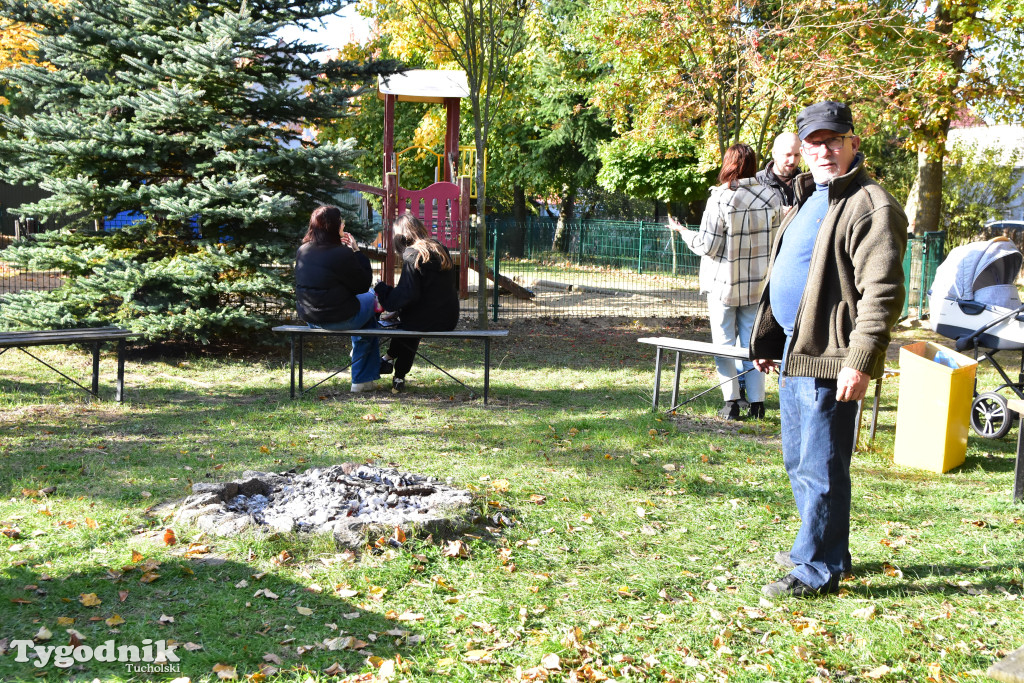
796;101;855;140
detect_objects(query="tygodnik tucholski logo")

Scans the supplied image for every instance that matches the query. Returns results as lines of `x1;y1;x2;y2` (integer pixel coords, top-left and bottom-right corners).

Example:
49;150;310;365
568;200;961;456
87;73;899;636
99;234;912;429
9;638;181;672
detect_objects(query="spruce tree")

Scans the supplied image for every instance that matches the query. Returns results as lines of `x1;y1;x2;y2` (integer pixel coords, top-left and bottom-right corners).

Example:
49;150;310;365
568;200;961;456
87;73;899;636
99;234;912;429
0;0;398;342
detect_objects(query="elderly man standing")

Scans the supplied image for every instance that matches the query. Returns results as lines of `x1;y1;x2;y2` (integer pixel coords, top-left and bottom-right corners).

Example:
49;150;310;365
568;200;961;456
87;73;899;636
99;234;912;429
756;132;802;206
750;101;908;598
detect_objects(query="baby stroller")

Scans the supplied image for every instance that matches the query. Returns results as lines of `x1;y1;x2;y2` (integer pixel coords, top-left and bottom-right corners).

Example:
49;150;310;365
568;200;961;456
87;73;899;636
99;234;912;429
929;237;1024;439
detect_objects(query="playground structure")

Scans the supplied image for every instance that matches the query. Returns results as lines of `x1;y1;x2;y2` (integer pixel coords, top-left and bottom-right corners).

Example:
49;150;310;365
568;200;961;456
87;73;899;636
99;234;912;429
342;69;531;301
341;70;471;294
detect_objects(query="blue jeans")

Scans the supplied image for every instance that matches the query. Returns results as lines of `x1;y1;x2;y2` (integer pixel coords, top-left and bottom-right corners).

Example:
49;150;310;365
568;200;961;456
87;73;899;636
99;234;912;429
308;292;380;384
707;299;763;402
779;373;858;588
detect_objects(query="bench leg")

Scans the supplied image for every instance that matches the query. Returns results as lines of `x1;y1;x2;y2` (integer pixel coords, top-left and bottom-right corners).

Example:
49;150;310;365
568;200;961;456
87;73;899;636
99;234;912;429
297;334;304;395
670;351;682;410
652;347;664;409
289;333;296;399
116;339;125;403
484;338;491;405
91;342;100;400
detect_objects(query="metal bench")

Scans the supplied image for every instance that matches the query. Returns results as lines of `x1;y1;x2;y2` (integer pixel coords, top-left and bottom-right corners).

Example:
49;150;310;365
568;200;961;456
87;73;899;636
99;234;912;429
272;325;509;404
0;327;137;402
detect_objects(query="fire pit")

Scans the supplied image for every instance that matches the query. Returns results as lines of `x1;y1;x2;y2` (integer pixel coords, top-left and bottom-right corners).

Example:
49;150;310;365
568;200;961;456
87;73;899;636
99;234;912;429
169;463;476;547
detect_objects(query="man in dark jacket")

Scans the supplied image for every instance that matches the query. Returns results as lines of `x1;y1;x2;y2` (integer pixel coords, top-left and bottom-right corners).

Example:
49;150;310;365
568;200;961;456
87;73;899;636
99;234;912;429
750;102;907;598
755;132;802;206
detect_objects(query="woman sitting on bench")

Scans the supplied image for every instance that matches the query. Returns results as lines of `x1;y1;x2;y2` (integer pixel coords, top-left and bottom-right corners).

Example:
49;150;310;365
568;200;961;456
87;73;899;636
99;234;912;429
374;214;459;393
294;205;381;392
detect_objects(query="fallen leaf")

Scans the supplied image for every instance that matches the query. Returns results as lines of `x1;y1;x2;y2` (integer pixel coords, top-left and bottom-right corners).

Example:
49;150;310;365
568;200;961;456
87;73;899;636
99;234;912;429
542;653;561;670
163;529;177;546
131;550;144;563
296;606;313;616
105;615;126;627
56;617;75;626
864;664;892;679
397;611;425;622
184;642;204;651
80;593;102;607
463;650;494;663
34;626;52;641
159;614;174;624
262;653;282;665
443;540;470;559
140;572;160;584
212;663;237;679
491;479;510;492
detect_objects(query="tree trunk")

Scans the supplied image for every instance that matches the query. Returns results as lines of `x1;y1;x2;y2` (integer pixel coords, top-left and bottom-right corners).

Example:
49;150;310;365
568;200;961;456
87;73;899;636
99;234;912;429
551;184;576;253
906;1;972;236
906;147;945;235
476;156;488;329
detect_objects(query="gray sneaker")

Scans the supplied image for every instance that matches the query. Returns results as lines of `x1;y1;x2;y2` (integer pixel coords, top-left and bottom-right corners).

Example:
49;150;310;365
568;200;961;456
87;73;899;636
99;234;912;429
762;573;838;598
351;381;378;393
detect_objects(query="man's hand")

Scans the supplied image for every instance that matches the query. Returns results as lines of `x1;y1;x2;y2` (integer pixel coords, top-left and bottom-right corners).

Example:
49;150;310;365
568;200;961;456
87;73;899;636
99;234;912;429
836;366;870;402
753;358;777;374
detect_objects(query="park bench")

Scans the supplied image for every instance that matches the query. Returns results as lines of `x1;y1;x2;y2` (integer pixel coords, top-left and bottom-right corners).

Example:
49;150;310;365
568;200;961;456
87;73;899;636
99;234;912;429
272;325;509;404
0;327;137;402
638;336;899;450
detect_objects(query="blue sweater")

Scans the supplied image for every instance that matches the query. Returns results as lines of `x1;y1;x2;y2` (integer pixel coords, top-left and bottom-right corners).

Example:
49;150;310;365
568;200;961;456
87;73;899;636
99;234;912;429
769;183;830;336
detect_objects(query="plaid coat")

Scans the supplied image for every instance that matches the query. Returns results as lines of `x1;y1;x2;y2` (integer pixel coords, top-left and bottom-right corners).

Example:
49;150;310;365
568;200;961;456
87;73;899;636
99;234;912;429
684;178;783;307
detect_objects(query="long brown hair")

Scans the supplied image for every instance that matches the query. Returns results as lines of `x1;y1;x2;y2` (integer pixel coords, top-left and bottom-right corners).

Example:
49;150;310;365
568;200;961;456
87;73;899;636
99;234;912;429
302;205;343;245
718;144;758;186
392;213;454;270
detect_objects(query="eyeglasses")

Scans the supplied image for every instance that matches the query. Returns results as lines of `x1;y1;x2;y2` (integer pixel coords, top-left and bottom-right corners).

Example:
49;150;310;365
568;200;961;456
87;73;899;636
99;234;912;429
801;135;852;154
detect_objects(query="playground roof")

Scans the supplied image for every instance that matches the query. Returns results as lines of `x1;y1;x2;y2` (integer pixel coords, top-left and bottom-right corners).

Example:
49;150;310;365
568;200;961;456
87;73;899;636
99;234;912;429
377;70;469;103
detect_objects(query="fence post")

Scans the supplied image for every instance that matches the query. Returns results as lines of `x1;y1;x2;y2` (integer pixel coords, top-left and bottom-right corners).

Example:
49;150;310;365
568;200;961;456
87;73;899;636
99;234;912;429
577;220;586;265
492;220;500;322
637;223;644;274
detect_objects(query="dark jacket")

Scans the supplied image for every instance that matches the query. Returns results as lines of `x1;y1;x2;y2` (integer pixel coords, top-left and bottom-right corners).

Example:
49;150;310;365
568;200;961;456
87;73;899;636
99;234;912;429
749;155;908;380
374;245;459;331
755;161;797;206
294;242;372;324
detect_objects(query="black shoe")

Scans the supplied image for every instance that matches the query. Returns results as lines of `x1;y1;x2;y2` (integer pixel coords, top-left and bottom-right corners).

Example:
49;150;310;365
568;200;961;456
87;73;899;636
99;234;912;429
762;573;838;598
718;400;740;420
379;356;394;375
774;550;796;569
391;377;405;394
748;402;766;419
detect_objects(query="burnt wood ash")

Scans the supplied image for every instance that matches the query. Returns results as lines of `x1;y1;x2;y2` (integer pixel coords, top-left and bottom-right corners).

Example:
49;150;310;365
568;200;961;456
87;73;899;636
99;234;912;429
170;463;475;548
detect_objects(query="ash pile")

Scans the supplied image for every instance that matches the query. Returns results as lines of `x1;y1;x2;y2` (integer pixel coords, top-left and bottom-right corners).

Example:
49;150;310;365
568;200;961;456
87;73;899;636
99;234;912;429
172;463;475;548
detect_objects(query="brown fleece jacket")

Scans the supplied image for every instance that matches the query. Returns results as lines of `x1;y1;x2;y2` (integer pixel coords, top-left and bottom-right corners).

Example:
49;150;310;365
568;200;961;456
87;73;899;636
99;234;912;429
749;157;908;380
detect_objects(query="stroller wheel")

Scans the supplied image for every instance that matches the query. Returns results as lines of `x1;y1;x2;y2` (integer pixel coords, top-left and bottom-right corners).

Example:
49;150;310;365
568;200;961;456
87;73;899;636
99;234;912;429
970;392;1014;439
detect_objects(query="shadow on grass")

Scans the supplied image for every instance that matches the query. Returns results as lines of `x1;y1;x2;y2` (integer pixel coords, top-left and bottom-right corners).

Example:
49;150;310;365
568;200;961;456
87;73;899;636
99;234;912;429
0;555;409;681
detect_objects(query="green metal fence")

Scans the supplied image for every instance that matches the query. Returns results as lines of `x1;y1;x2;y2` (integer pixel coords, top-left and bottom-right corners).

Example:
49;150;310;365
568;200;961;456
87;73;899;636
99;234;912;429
466;218;946;322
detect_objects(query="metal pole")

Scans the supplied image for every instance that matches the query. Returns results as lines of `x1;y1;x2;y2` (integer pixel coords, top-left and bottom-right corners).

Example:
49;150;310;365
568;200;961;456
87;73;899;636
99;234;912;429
492;220;499;322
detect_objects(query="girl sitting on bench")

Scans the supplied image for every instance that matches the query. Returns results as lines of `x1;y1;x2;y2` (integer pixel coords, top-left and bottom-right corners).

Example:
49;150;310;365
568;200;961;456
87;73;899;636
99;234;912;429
374;214;459;393
294;205;382;392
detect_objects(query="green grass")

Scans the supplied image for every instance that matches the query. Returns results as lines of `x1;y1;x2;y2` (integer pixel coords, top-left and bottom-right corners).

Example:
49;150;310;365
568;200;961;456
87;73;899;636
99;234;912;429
1;318;1022;682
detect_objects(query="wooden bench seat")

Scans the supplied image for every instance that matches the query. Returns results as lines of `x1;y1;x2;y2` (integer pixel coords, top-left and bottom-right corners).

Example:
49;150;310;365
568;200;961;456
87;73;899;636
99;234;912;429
272;325;509;403
0;327;138;402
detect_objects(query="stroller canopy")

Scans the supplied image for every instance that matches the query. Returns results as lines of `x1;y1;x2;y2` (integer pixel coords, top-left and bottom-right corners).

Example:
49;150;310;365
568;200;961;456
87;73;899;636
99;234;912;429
931;237;1023;308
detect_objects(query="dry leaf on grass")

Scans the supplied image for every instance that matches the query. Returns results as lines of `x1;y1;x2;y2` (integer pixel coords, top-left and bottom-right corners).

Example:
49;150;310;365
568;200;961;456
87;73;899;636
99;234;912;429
212;663;237;679
163;528;177;546
864;664;892;679
442;540;470;559
105;615;125;627
79;593;101;607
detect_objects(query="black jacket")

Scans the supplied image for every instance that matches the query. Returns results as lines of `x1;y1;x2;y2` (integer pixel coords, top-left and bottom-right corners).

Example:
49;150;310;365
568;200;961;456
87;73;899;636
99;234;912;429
294;242;372;324
374;246;459;331
755;161;797;206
